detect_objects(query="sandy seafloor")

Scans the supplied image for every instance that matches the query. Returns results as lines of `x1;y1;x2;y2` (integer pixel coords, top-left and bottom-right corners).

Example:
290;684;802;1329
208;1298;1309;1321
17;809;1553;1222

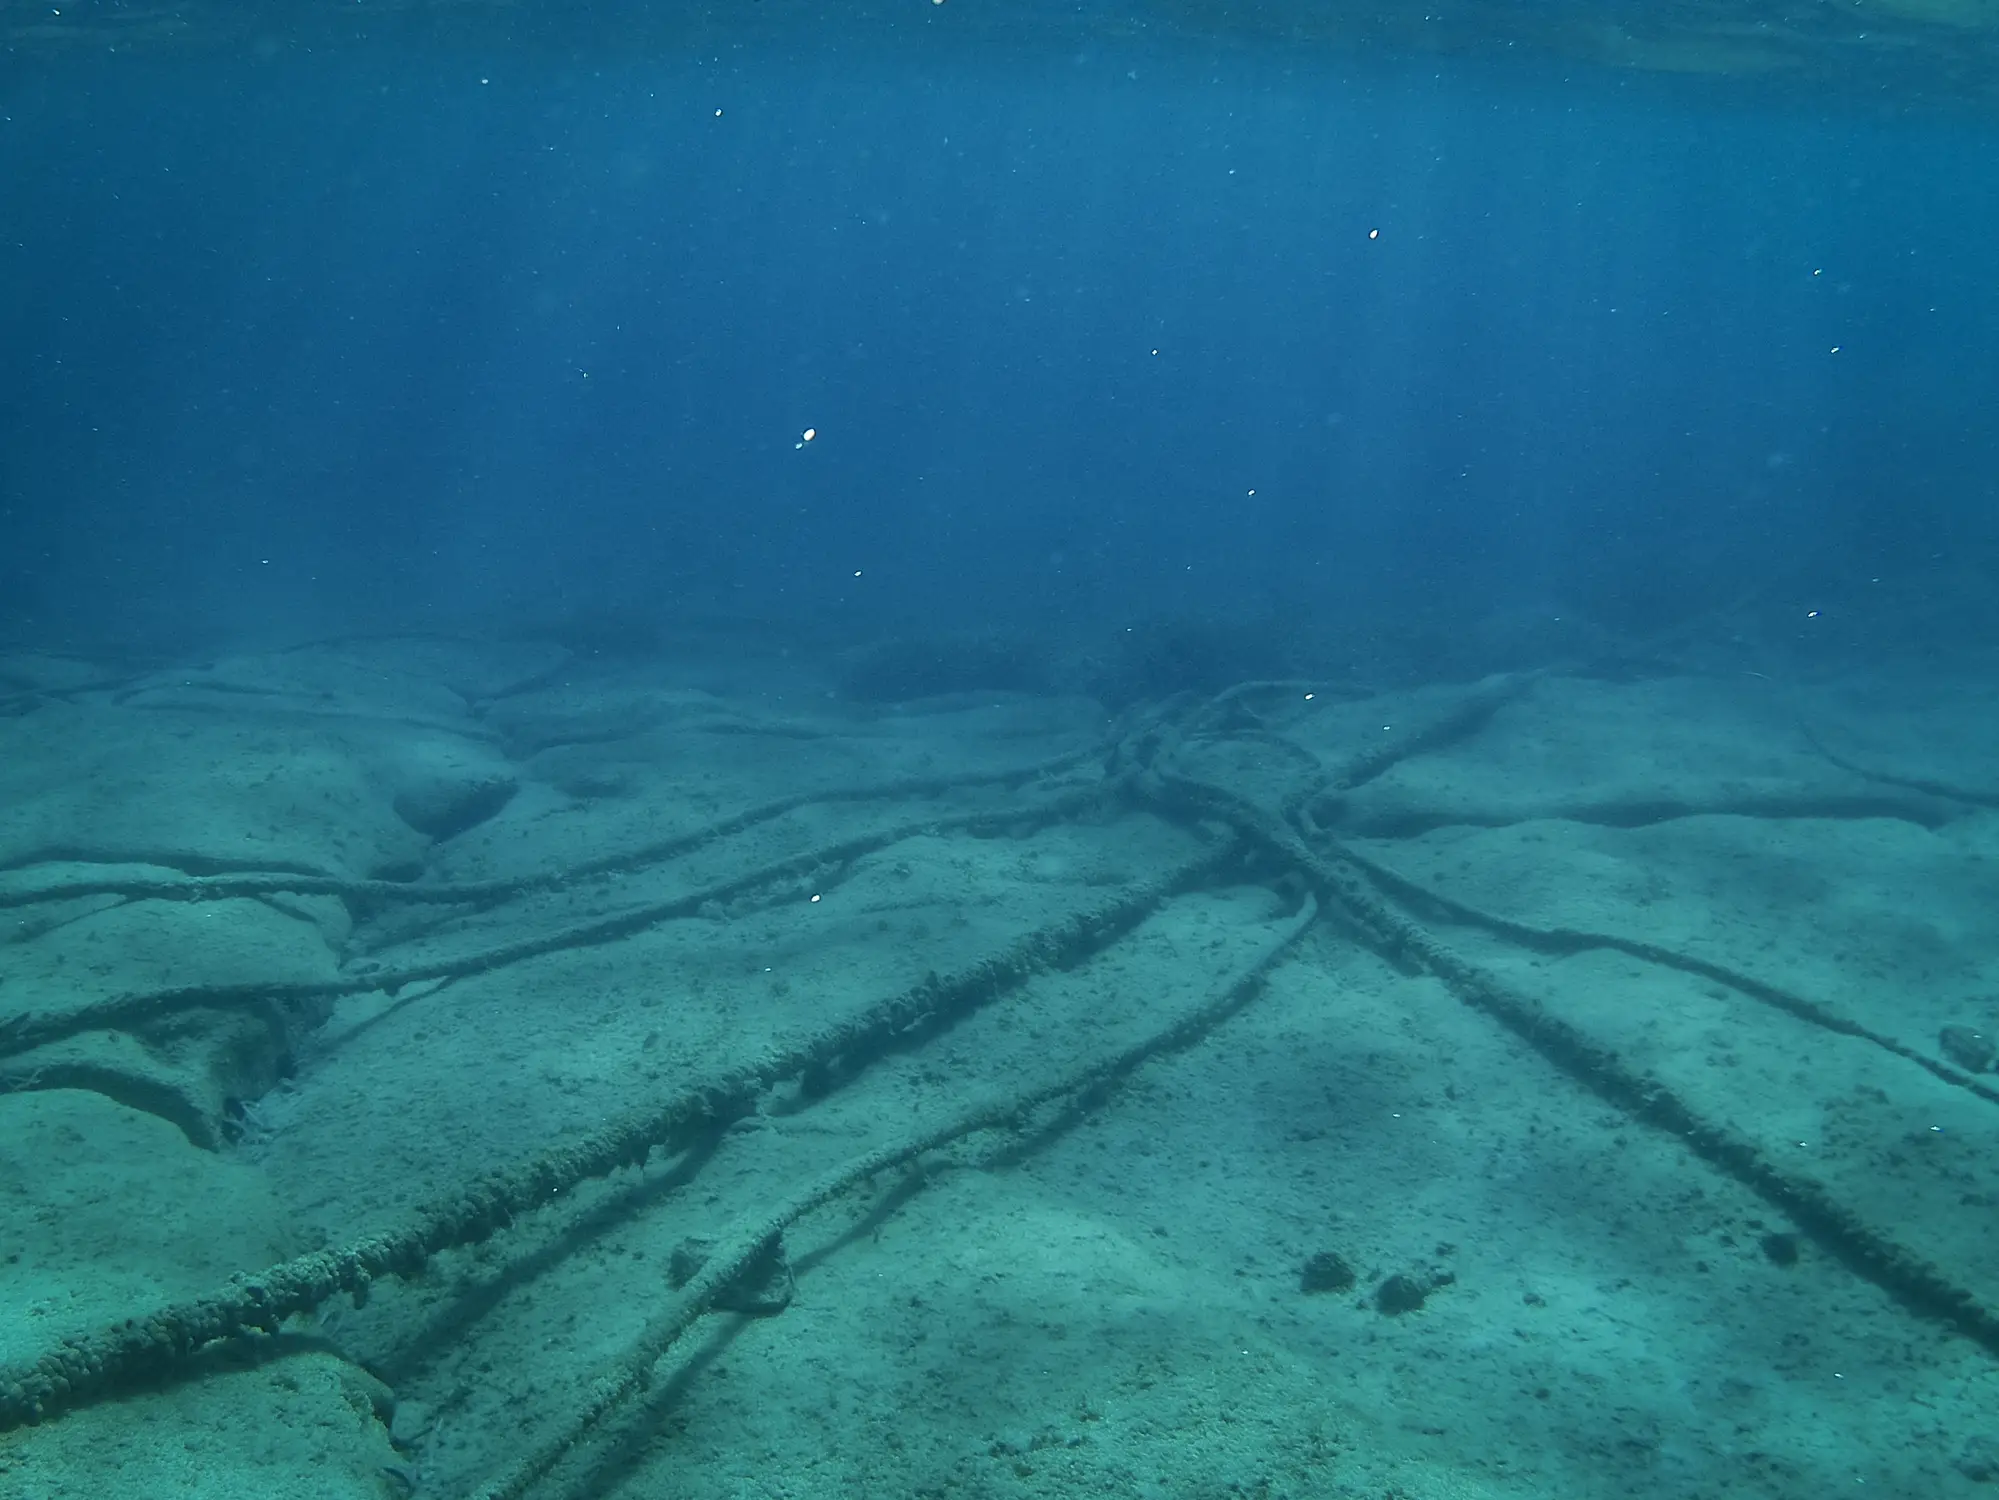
2;634;1998;1500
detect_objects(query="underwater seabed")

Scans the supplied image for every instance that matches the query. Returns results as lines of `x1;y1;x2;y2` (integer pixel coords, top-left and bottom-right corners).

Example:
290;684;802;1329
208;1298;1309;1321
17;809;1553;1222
1;628;1998;1498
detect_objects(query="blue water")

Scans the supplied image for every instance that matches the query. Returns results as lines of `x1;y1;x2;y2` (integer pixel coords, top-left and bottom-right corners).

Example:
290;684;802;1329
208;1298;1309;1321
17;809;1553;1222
7;30;1994;651
10;17;1999;1497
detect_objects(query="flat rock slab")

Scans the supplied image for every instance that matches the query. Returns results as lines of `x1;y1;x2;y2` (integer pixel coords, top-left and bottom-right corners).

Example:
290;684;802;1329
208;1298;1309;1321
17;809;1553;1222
0;1089;294;1367
1325;676;1952;834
